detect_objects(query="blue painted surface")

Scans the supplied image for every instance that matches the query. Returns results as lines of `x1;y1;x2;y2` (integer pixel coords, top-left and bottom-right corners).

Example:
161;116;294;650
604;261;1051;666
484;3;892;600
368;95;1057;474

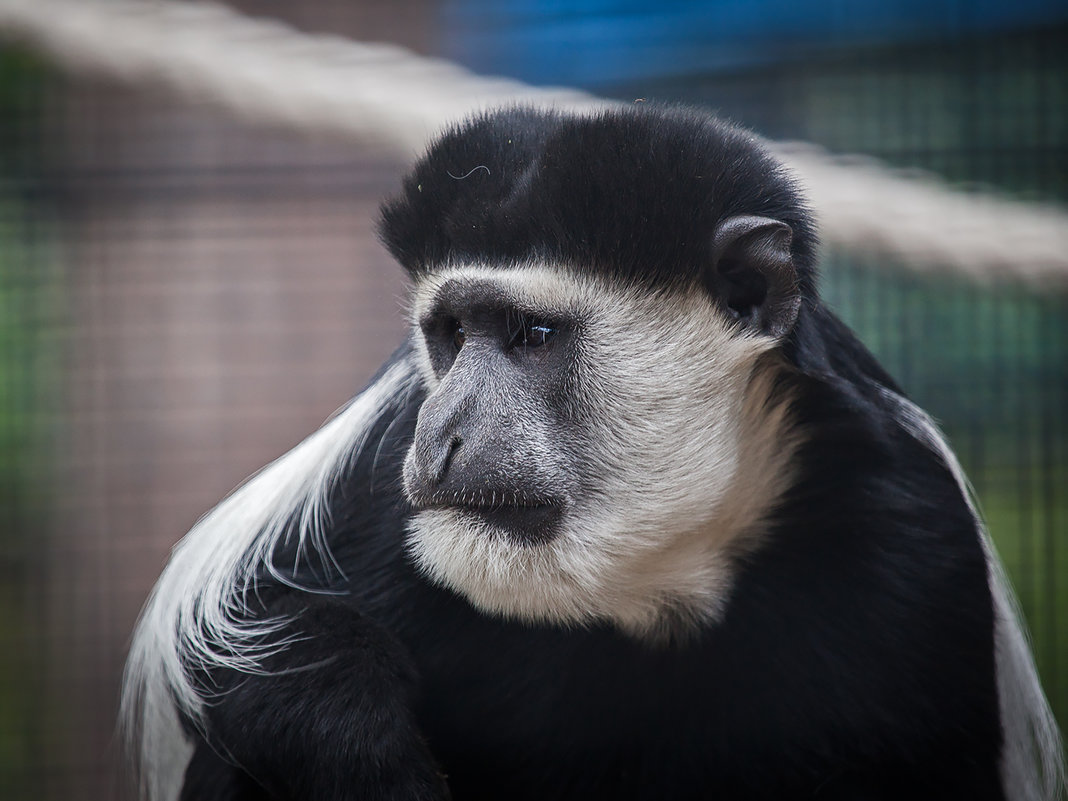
441;0;1068;86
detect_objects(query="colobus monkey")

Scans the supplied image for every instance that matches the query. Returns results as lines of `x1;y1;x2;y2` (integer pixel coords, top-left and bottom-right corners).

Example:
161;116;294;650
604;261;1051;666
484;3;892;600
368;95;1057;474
122;105;1065;801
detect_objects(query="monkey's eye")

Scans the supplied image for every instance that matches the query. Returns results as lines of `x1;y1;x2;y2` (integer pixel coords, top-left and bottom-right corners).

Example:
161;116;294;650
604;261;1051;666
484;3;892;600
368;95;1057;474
508;314;556;350
451;320;466;351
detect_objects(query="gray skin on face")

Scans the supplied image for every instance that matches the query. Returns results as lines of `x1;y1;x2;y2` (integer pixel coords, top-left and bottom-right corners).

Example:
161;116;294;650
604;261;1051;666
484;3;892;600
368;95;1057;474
403;277;579;544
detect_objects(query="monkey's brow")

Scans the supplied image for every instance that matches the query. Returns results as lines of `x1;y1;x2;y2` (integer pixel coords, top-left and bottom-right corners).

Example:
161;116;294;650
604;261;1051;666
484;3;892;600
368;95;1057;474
421;279;570;324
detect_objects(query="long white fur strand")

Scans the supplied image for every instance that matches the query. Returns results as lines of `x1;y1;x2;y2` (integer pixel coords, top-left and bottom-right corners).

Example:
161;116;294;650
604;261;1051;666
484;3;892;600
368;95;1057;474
121;360;415;801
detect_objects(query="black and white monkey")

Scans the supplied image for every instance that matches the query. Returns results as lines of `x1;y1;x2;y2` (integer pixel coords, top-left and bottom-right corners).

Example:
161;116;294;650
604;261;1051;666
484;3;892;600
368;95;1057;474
122;105;1065;801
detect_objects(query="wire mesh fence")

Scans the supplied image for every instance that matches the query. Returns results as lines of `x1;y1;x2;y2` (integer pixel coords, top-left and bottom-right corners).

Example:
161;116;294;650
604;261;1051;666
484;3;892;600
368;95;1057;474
664;25;1068;731
672;21;1068;742
0;6;1064;800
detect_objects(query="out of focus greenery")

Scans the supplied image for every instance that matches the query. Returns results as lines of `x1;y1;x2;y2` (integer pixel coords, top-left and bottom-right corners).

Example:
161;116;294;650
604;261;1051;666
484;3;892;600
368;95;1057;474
0;45;58;801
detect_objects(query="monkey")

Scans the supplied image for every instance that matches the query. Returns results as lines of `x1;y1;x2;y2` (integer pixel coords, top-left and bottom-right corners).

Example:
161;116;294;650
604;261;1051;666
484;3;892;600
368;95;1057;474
121;104;1065;801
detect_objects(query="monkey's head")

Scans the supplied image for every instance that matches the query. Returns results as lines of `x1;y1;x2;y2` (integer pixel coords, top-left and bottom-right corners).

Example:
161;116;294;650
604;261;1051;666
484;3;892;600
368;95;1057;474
381;106;816;639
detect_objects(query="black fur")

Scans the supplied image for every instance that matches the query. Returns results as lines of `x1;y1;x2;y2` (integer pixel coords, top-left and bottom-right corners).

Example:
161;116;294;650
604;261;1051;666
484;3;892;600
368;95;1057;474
177;107;1005;800
380;106;819;297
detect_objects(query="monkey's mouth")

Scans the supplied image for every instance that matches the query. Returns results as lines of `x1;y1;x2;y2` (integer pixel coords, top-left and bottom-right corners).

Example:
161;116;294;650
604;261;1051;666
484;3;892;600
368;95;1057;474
412;494;564;544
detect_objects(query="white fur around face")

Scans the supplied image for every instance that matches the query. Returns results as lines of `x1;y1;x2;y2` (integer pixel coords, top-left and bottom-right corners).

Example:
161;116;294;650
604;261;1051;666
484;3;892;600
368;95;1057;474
406;264;801;640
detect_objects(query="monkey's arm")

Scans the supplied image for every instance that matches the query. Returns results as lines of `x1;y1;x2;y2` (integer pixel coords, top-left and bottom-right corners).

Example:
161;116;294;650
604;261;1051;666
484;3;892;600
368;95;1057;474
182;596;450;801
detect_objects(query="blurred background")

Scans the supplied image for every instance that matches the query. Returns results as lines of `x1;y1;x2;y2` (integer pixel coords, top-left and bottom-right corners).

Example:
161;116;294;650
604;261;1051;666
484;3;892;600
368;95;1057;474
0;1;1065;798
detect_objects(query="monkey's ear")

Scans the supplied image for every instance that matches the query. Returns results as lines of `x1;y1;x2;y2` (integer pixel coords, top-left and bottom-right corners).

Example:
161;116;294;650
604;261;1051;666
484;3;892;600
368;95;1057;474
707;215;800;338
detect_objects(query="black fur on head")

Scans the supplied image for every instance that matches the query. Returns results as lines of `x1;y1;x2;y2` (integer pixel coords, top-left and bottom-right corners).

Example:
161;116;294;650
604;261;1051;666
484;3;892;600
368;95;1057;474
379;105;819;300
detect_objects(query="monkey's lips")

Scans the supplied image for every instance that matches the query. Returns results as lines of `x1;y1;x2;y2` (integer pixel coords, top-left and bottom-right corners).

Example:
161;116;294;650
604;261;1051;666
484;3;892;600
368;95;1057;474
410;493;564;544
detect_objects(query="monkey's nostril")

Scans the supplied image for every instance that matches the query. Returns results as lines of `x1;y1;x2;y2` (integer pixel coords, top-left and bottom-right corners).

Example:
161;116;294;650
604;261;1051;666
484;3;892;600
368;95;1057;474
428;436;461;486
443;436;462;476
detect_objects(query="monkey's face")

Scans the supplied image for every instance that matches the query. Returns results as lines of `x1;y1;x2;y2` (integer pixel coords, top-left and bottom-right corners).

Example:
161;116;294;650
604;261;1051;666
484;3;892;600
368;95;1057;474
403;264;799;639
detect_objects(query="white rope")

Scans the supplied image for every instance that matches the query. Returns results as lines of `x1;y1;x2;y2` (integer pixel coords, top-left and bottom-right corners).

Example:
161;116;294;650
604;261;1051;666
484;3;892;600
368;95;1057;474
1;0;1065;285
0;0;609;154
774;144;1068;285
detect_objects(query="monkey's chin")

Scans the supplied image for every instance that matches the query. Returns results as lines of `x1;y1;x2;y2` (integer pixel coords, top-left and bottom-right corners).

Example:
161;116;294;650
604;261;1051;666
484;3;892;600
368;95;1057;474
405;507;593;625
